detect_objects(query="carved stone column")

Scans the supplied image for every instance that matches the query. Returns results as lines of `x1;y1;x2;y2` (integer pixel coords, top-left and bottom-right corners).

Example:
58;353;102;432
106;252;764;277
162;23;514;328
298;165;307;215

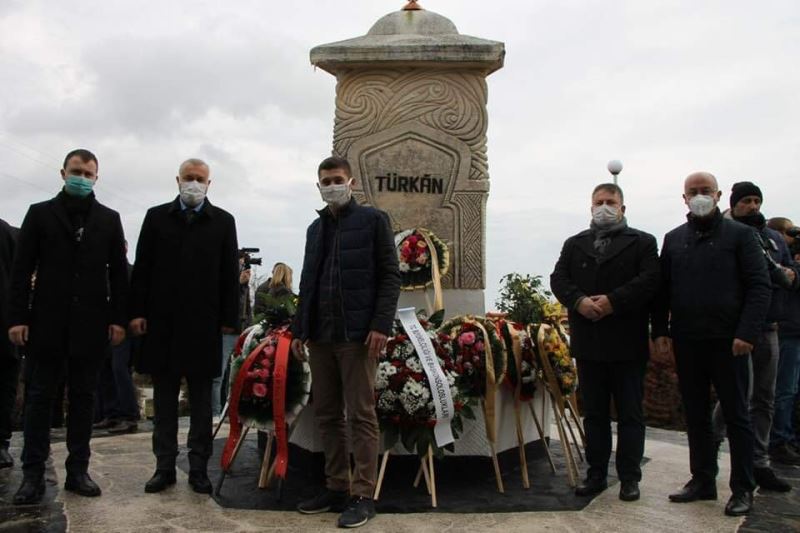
311;5;504;315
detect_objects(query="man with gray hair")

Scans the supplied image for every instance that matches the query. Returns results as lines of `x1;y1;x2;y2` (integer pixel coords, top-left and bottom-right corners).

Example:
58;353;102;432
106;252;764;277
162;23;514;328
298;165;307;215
130;159;239;495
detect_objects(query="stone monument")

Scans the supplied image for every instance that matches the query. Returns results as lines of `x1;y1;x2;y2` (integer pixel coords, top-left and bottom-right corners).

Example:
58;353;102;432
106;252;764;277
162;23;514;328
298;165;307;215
311;1;505;316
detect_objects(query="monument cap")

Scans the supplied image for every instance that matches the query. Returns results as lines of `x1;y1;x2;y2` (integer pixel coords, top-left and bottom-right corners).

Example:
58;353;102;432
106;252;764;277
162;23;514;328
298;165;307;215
310;5;504;75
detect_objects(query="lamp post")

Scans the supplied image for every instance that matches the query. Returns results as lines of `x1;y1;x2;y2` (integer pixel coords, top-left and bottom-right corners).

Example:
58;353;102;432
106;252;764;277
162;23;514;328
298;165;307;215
607;159;623;185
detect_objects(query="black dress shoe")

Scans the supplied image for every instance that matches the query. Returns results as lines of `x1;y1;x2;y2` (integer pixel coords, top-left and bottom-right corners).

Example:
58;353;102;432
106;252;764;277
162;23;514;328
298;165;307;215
0;447;13;468
724;491;753;516
144;470;177;493
668;478;717;502
619;480;640;501
13;477;46;505
575;476;608;497
64;473;102;497
754;466;791;492
92;418;115;430
188;471;212;494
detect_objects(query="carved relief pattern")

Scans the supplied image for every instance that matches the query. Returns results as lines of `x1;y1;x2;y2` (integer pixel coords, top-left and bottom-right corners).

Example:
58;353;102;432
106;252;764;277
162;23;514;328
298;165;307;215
451;193;485;289
333;69;489;181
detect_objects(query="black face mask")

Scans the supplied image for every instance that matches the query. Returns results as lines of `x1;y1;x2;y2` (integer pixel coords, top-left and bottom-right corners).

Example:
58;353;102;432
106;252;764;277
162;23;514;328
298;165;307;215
733;212;766;228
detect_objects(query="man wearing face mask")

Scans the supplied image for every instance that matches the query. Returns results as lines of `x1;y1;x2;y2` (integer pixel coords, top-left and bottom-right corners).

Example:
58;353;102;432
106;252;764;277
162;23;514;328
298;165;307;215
551;183;660;502
129;159;239;495
8;149;129;504
291;156;400;529
709;182;800;491
653;172;771;516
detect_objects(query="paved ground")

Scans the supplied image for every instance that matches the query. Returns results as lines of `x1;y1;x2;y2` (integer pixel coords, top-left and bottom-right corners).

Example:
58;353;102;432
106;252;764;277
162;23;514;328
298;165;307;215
1;423;798;532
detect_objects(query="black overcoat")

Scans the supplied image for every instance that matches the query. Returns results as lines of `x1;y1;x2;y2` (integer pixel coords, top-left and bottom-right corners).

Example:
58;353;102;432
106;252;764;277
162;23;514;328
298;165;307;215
550;226;660;362
130;197;239;378
0;219;18;360
7;195;128;360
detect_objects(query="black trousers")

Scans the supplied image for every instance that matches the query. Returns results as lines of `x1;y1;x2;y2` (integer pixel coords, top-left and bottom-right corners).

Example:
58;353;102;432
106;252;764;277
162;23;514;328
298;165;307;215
673;338;755;493
0;353;20;447
576;358;646;481
151;372;212;473
21;355;100;478
95;340;139;422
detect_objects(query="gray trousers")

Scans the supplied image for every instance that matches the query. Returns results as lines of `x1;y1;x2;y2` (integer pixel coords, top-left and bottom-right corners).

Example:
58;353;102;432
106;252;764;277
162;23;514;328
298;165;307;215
713;327;779;468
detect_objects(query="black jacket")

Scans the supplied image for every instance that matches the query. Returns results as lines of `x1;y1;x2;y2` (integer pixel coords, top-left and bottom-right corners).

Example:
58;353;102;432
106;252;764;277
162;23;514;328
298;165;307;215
652;210;771;344
551;225;660;361
752;224;798;324
8;193;128;360
130;197;239;378
0;219;18;360
292;198;400;343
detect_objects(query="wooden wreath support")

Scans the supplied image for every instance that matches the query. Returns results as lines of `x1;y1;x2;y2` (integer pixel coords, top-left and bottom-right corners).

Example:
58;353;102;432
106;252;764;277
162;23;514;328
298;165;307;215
534;323;584;488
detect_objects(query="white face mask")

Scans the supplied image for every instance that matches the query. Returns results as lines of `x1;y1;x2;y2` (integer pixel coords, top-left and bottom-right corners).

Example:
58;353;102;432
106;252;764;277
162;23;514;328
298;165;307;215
688;194;716;217
591;204;621;227
179;180;208;207
319;180;352;208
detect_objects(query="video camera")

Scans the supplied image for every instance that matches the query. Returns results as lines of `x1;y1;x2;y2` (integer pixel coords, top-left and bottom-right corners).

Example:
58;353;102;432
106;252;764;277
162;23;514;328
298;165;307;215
239;247;262;269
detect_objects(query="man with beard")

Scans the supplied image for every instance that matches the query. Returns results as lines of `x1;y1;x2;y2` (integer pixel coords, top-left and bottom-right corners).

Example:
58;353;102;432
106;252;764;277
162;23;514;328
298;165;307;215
710;182;800;491
8;149;128;504
130;159;239;495
551;183;660;502
653;172;771;516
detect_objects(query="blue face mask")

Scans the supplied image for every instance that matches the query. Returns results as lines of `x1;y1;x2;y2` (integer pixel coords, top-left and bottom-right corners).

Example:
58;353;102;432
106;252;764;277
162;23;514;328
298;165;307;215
64;175;95;198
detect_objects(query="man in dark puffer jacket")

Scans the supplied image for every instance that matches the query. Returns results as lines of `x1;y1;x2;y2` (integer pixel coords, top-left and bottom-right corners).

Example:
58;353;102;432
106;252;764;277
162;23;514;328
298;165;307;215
291;156;400;529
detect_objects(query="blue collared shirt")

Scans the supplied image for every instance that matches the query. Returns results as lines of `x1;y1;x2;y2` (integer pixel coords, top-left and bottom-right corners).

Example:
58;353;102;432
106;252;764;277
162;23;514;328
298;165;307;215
179;198;205;212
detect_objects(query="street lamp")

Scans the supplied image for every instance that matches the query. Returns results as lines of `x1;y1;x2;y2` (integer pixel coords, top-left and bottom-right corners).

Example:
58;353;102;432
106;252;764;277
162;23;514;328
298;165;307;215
607;159;623;185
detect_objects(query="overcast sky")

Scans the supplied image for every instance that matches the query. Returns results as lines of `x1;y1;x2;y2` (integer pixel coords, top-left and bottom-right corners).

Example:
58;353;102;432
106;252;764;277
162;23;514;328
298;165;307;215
1;0;798;310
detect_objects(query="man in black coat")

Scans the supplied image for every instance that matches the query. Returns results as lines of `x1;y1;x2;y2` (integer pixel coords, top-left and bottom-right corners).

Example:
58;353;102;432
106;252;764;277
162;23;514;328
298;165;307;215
129;158;239;495
653;171;771;517
0;218;18;469
7;149;129;504
551;183;660;502
291;156;400;529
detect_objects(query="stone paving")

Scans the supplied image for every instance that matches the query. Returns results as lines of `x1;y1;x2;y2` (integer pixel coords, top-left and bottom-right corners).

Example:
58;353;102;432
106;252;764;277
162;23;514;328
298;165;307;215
6;422;799;532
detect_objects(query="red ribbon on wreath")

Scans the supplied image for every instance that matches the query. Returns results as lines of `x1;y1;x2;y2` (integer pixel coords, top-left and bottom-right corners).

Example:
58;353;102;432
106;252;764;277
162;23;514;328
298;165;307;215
221;338;269;471
271;332;292;479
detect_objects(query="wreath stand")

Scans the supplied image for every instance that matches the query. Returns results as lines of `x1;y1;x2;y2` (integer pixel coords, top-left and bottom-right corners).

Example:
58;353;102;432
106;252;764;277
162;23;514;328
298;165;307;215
533;324;585;487
374;444;439;508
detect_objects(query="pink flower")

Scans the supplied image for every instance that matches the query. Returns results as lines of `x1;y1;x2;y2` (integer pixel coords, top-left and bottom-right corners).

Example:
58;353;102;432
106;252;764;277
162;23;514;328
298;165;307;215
458;332;476;346
252;383;268;397
416;253;428;265
264;345;275;357
472;355;480;364
474;341;485;352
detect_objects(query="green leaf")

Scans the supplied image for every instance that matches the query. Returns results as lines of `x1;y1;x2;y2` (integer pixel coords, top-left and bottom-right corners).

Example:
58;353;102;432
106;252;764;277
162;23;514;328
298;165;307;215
451;414;464;434
401;427;419;454
461;404;476;420
429;309;446;328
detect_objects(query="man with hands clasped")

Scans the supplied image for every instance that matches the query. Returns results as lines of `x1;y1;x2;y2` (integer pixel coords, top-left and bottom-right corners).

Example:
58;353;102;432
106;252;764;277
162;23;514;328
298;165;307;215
291;156;400;529
129;159;239;496
653;172;771;517
551;183;660;502
8;149;128;504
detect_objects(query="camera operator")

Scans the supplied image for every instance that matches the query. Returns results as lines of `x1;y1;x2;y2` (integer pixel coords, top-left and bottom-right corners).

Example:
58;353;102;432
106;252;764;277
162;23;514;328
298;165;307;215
711;182;800;494
767;217;800;464
210;248;260;418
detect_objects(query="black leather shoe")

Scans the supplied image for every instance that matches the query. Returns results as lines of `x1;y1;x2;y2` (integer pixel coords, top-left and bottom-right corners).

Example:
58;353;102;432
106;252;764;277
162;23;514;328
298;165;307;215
0;447;13;469
754;466;791;492
724;491;753;516
13;477;46;505
64;473;101;497
575;476;608;497
144;470;177;493
188;471;212;494
92;418;115;430
619;480;640;501
668;478;717;502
